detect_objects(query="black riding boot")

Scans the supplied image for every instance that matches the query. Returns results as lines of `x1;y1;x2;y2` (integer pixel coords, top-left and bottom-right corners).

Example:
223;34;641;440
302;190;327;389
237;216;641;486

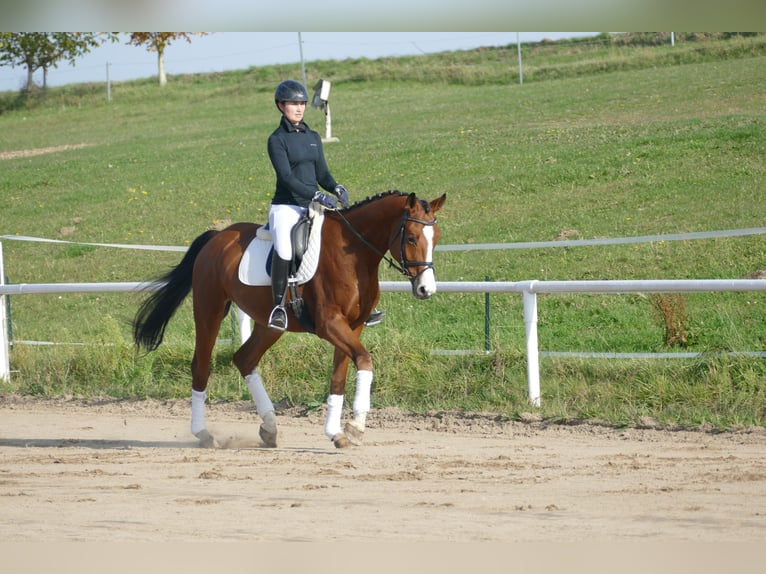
268;256;291;331
365;308;385;327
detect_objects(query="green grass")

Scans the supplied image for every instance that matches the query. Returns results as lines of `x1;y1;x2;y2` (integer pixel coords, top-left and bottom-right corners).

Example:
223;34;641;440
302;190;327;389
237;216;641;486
1;33;765;429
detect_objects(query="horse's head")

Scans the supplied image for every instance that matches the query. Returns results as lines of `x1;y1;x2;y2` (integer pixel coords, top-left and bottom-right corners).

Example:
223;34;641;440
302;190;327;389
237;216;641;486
392;192;447;299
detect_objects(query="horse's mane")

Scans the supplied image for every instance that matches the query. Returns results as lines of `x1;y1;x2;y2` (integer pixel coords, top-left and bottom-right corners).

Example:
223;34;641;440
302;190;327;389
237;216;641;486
341;189;431;214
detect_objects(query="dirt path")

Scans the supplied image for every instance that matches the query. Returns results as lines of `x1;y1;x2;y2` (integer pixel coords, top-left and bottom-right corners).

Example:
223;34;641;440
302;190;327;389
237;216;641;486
1;395;764;542
0;144;92;161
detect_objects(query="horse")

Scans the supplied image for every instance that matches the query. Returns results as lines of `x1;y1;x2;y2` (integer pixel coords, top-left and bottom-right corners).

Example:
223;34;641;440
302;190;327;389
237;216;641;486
132;190;446;448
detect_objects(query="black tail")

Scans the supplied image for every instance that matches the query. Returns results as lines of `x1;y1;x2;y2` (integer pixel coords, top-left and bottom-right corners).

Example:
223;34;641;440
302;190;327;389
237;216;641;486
133;230;218;351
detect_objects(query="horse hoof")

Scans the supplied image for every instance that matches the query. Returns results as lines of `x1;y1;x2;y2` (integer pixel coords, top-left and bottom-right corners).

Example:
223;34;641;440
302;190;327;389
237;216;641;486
332;433;352;449
344;422;364;445
259;425;278;448
195;429;220;449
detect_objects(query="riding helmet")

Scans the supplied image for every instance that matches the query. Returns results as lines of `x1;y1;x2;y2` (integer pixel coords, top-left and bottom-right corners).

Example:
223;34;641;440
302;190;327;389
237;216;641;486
274;80;309;105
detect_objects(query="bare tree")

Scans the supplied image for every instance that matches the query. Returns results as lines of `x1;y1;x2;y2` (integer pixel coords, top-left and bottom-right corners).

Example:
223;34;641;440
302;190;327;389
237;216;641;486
126;33;208;87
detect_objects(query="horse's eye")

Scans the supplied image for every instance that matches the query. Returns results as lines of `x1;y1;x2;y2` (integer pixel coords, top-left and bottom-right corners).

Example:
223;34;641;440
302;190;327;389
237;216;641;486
407;235;417;246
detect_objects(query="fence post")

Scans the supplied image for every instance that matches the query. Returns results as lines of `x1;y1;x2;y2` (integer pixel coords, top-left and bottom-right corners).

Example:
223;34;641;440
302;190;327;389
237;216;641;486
237;306;252;345
523;285;541;406
484;275;491;353
0;242;10;382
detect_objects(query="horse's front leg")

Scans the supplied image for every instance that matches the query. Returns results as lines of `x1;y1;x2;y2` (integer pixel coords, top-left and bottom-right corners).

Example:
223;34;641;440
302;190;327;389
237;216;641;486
344;367;372;445
324;344;373;448
324;348;353;448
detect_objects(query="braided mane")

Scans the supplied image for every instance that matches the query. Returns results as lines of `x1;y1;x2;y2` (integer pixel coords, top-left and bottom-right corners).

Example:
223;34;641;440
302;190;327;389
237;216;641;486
342;190;431;213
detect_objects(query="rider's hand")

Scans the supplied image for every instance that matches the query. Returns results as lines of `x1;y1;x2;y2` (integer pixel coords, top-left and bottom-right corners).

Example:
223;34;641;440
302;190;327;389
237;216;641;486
312;191;338;210
333;184;350;208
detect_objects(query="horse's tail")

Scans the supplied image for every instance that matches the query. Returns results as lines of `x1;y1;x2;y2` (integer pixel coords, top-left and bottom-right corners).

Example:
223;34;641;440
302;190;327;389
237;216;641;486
133;230;219;352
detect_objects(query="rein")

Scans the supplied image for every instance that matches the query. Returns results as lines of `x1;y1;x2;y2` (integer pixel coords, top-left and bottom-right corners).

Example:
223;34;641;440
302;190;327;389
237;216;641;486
334;210;437;282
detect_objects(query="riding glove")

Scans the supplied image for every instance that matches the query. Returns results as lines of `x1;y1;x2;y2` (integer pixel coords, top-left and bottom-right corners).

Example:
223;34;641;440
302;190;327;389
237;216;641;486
312;191;338;210
333;184;350;208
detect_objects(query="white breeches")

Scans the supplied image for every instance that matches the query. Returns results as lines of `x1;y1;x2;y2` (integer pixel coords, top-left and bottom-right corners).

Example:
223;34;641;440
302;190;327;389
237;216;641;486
269;203;306;260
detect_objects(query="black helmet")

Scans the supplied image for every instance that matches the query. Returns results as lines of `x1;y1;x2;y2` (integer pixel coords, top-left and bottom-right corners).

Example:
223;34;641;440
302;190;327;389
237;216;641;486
274;80;309;104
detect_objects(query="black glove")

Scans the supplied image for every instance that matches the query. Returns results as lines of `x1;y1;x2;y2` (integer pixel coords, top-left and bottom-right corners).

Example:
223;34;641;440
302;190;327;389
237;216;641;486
333;184;350;208
312;191;338;210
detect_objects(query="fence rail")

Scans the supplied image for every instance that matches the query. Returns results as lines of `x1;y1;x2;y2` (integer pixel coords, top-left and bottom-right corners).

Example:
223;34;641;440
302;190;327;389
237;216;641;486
3;265;766;405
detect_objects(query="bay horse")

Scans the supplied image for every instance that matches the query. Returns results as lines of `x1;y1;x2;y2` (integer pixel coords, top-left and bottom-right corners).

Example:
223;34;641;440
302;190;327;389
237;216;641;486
133;190;446;448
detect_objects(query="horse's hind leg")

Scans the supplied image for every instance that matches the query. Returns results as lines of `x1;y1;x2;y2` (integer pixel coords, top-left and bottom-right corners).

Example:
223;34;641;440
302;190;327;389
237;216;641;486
189;297;229;448
233;323;283;448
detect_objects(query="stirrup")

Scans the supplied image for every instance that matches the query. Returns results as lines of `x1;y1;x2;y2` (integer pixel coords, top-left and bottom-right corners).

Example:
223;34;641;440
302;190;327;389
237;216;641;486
365;309;385;327
268;305;288;332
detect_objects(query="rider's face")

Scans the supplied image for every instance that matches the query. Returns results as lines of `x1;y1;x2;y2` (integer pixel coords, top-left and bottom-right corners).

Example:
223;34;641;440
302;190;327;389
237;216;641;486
279;100;306;126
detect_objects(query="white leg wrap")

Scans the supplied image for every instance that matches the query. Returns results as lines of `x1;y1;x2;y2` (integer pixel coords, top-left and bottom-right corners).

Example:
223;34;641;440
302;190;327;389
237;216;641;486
246;369;276;432
324;394;344;439
246;368;275;416
191;389;207;435
353;370;373;416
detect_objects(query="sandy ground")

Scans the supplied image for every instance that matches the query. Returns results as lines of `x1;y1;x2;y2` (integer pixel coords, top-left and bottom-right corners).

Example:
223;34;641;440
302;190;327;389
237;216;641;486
1;394;765;543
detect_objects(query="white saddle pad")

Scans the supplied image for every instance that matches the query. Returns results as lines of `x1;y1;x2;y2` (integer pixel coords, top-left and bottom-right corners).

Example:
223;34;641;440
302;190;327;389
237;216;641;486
238;204;325;286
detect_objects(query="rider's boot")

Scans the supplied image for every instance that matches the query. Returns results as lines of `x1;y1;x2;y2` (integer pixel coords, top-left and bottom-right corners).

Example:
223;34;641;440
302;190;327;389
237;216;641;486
267;256;291;331
365;308;385;327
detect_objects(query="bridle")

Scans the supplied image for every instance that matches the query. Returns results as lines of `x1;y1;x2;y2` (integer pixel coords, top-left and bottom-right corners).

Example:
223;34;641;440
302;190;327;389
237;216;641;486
336;209;437;283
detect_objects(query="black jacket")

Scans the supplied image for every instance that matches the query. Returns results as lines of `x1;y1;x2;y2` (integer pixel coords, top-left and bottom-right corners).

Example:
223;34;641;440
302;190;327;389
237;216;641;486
267;117;337;207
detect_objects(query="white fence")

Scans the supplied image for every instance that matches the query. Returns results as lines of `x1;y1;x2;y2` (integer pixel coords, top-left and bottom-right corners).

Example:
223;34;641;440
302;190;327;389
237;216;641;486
2;243;766;406
383;279;766;405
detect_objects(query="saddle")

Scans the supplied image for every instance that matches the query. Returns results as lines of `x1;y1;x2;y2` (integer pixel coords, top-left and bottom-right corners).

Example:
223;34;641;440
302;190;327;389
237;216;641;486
238;203;325;287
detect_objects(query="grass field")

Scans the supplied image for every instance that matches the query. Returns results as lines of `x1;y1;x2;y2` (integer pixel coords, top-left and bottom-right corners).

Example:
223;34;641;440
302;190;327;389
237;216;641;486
1;33;765;428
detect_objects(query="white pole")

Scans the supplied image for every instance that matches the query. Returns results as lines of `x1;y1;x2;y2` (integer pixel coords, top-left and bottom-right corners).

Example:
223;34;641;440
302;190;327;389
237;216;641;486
323;102;339;143
0;242;10;382
523;288;540;406
237;306;252;345
516;32;523;85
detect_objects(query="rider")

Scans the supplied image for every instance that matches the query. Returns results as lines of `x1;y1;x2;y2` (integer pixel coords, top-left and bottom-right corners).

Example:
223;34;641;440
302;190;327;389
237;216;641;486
266;80;383;331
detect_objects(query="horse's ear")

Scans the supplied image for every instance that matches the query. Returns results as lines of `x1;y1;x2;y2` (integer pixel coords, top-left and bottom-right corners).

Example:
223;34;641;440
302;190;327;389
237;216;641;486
430;193;446;213
407;192;418;208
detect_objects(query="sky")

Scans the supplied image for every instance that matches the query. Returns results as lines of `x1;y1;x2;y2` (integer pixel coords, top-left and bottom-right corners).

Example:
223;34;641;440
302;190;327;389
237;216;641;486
0;32;601;92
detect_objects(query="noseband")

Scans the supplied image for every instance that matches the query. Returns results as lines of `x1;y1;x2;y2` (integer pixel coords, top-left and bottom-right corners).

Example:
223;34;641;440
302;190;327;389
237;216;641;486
336;210;437;283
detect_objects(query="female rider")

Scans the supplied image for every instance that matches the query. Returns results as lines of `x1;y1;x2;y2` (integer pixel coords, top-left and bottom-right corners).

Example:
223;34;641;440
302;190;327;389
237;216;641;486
266;80;382;331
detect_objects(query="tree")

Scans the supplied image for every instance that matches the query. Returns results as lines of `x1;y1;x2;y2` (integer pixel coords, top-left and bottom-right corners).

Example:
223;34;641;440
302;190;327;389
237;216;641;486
0;32;116;91
126;33;208;87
